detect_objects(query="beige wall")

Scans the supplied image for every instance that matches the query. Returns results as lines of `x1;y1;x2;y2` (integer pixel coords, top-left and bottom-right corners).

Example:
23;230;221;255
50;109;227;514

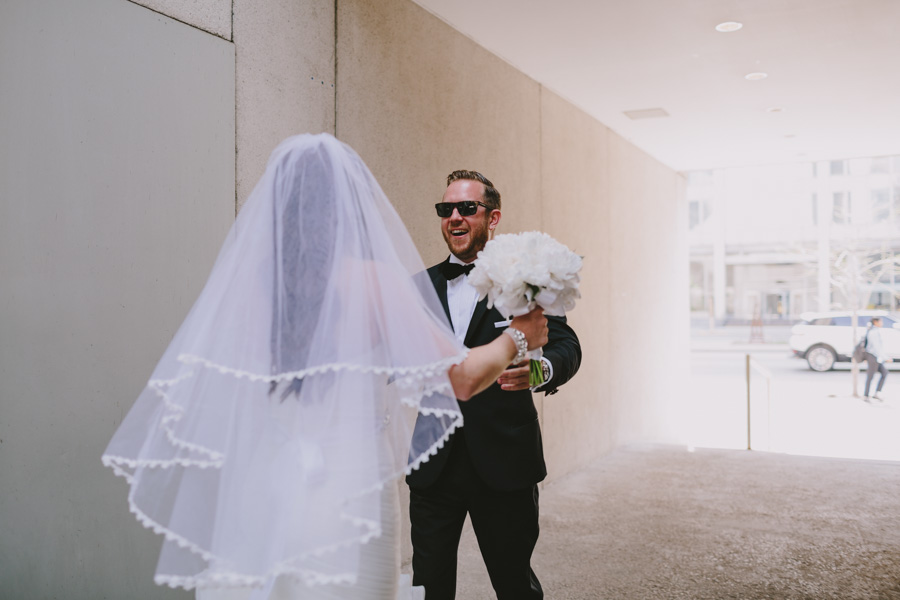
233;0;336;209
336;0;542;265
337;0;687;476
2;0;687;595
607;132;690;447
539;88;616;476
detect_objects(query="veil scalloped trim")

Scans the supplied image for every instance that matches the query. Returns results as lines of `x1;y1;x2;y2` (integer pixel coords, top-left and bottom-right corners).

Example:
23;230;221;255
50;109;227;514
102;133;468;592
102;350;467;480
103;342;466;591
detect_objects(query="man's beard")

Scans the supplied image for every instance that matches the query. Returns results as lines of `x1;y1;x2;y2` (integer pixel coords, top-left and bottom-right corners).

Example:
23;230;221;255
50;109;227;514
444;222;490;262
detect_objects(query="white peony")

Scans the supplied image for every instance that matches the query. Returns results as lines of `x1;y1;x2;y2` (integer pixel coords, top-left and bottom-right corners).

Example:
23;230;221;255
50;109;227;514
469;231;582;318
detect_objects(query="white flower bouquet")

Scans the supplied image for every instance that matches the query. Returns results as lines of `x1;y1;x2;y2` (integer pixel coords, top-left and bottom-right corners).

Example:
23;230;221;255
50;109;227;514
469;231;582;386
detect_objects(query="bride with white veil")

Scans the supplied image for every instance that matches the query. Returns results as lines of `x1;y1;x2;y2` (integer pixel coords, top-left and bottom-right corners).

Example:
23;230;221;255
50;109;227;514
102;133;546;599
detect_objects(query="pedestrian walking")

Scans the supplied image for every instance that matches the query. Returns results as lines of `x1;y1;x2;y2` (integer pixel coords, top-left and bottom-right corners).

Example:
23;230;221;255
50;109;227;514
863;317;892;402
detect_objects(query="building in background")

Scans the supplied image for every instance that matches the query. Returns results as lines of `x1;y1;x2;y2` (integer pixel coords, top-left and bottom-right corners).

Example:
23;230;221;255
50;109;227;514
689;156;900;325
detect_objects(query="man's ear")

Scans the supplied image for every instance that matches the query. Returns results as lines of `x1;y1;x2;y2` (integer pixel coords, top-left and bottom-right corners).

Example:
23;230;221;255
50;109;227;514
488;209;501;231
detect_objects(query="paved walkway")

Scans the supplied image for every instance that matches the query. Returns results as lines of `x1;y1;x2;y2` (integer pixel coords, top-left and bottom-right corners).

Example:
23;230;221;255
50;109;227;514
454;445;900;599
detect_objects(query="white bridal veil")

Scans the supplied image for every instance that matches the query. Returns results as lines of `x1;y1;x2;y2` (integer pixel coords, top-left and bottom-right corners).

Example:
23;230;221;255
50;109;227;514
103;134;465;590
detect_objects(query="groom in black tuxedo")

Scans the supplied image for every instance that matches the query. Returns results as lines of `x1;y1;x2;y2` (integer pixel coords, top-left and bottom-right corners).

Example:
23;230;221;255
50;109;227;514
408;170;581;600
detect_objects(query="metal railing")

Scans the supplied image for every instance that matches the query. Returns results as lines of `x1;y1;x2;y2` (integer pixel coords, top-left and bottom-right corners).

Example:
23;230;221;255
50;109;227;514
745;354;772;451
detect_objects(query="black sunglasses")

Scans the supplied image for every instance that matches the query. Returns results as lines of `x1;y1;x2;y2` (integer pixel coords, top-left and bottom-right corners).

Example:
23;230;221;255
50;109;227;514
434;201;491;218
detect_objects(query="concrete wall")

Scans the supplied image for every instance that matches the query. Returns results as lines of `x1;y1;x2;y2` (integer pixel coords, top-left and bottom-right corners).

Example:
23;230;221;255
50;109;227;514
539;89;616;475
607;132;690;447
336;0;543;265
1;0;687;596
0;1;235;597
233;0;335;209
129;0;336;210
336;0;688;476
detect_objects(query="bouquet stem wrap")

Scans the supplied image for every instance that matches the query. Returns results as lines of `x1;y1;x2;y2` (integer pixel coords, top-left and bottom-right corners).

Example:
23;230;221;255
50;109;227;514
527;349;544;387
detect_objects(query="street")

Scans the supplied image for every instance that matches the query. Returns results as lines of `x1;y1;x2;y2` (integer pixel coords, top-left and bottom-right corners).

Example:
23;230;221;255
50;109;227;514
688;326;900;461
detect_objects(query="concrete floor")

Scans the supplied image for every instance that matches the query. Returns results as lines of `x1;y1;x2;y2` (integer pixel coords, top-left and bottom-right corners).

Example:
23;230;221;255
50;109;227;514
454;445;900;599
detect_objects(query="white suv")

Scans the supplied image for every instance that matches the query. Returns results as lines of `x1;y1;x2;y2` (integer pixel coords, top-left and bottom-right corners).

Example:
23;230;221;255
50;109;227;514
790;310;900;371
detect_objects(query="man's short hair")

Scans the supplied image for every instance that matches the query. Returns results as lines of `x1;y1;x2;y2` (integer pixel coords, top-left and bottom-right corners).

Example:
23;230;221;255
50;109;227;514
446;170;501;210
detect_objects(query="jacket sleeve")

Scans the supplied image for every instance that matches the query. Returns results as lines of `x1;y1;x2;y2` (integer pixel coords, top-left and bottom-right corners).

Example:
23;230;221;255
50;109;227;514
540;315;582;395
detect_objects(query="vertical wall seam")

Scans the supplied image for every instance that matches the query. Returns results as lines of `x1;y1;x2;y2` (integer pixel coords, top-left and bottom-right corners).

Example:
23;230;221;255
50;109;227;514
333;0;338;137
537;84;544;435
538;85;544;232
604;128;614;448
233;0;238;217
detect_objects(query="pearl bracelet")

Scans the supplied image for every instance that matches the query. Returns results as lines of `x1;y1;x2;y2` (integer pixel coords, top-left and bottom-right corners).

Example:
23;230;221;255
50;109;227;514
503;327;528;364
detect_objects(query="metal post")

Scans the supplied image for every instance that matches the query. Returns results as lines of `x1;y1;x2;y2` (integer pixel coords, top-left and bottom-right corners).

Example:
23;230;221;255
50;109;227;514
767;377;772;451
745;354;751;450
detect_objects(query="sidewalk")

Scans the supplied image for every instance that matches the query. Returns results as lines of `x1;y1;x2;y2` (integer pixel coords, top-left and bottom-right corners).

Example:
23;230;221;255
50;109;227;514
691;325;793;354
454;445;900;599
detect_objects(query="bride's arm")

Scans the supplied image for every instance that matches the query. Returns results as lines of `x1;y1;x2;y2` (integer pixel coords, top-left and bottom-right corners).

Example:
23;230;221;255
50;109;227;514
449;308;548;401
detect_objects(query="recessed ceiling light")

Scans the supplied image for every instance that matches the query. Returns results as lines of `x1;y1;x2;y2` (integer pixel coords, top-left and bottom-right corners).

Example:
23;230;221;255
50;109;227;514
784;134;797;138
745;72;768;81
623;108;670;120
715;21;743;33
766;107;785;113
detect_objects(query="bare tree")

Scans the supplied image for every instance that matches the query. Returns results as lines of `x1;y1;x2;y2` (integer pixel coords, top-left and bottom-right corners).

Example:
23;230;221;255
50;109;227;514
829;246;900;396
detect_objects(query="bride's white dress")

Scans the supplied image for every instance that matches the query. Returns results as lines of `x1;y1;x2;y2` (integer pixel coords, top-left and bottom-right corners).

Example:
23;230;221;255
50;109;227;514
195;369;425;600
196;482;422;600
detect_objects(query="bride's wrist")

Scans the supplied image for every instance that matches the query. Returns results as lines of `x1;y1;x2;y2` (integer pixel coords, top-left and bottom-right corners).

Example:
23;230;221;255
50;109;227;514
503;327;528;364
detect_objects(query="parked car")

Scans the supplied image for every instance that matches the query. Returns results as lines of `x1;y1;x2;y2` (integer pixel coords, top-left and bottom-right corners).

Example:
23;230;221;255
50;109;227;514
790;310;900;371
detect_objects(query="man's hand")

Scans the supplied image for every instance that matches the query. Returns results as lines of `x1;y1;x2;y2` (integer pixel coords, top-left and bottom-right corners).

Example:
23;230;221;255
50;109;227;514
498;361;531;391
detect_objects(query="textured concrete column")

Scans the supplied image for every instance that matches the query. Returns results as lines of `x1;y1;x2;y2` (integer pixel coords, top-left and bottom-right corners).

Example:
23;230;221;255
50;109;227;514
233;0;335;210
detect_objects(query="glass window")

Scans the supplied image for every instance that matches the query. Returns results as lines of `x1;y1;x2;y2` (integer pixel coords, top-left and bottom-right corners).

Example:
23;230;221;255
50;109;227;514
872;157;891;174
830;160;846;176
812;318;832;326
688;198;712;230
687;170;714;186
831;316;851;326
873;188;890;223
894;185;900;223
832;192;851;224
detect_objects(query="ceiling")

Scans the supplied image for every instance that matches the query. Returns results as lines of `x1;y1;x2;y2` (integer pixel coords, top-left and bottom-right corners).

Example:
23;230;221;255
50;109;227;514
411;0;900;173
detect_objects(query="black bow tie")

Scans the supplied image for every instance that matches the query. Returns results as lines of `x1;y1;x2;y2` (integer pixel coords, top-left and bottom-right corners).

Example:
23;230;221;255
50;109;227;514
440;261;475;280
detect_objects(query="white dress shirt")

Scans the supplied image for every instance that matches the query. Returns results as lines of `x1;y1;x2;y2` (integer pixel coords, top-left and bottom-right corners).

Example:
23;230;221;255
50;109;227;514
445;255;480;345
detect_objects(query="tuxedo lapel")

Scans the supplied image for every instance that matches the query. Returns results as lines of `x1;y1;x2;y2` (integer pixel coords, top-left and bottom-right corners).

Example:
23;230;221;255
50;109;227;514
430;259;453;325
464;297;490;348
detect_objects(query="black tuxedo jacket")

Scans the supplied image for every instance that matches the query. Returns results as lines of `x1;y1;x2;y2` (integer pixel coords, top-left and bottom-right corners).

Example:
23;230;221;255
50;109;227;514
406;257;582;492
